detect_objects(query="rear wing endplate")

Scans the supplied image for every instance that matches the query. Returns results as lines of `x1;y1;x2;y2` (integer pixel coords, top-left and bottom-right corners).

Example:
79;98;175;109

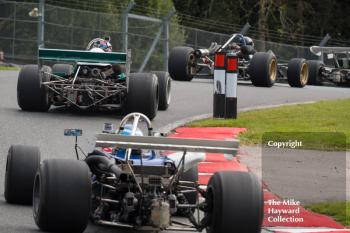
310;46;350;56
95;134;239;155
38;48;127;64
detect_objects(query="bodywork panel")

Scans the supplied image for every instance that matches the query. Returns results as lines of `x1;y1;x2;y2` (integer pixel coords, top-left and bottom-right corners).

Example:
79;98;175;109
38;48;127;64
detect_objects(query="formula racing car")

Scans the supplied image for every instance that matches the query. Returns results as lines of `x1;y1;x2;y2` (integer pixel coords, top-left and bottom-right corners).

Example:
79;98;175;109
169;33;308;88
307;46;350;86
17;38;171;119
4;112;264;233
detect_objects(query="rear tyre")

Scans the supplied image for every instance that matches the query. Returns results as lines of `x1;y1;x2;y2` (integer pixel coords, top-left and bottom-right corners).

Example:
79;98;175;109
168;46;194;81
249;52;277;87
306;60;324;85
206;171;264;233
180;165;198;205
33;159;91;233
175;165;198;216
52;64;74;77
152;71;171;110
4;145;40;205
127;73;159;120
287;58;309;87
17;65;51;111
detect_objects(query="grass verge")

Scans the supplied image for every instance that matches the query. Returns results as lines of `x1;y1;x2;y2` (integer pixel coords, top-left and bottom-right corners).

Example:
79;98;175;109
305;201;350;227
0;65;20;71
187;98;350;150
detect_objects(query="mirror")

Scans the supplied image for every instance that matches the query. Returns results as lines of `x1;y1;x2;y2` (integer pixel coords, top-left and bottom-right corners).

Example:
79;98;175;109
64;129;82;136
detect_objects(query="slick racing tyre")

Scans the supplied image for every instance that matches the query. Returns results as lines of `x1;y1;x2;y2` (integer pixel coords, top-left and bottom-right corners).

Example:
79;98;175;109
152;71;171;110
249;52;277;87
287;58;309;87
168;46;195;81
127;73;159;120
306;60;324;85
17;65;51;111
175;165;198;216
206;171;264;233
33;159;91;233
5;145;41;204
180;165;198;205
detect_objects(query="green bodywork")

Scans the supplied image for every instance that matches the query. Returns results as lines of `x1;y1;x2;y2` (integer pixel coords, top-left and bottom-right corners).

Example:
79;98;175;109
38;48;127;64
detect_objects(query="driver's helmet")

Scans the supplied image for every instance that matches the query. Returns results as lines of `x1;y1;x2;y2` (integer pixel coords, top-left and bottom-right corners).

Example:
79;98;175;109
116;124;143;159
232;34;245;46
244;36;254;47
98;36;112;52
120;124;143;137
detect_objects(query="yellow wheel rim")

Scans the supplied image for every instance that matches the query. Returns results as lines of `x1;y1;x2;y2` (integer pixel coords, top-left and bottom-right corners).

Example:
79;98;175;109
299;63;308;85
269;58;277;82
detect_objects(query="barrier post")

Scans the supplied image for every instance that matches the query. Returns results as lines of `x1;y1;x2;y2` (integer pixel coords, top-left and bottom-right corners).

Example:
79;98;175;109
213;52;226;118
225;53;238;118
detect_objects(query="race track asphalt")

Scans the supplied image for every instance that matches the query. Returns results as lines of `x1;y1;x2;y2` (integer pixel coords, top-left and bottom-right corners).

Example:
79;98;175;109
0;70;350;233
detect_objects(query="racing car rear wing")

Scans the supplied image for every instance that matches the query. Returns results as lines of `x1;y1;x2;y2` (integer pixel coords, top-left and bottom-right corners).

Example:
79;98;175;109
310;46;350;56
38;48;127;64
95;134;239;155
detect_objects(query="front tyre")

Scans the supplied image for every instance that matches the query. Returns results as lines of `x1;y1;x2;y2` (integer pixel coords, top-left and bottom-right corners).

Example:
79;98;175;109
306;60;324;85
287;58;309;87
4;145;40;204
168;46;195;81
206;171;264;233
152;71;171;110
17;65;51;111
249;52;277;87
33;159;91;233
126;73;159;120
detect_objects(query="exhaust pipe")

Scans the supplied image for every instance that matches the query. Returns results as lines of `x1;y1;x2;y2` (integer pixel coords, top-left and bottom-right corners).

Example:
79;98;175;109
194;49;210;57
85;152;128;181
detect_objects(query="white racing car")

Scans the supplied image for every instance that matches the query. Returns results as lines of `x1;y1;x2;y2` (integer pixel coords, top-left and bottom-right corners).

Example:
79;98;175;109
4;112;264;233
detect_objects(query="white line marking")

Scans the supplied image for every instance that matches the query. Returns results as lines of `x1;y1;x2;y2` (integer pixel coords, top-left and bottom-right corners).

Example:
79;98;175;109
263;227;350;233
198;173;214;176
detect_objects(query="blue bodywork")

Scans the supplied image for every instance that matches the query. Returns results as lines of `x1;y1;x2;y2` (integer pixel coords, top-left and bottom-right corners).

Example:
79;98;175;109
104;124;173;167
113;149;169;166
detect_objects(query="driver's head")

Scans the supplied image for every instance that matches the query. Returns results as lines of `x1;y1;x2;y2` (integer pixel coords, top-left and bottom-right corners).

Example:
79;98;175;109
244;36;254;47
120;124;143;137
232;34;245;46
98;36;112;52
117;124;143;157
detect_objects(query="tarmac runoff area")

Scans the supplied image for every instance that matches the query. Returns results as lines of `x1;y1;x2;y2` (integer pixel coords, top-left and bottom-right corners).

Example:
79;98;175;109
169;127;350;233
1;71;350;232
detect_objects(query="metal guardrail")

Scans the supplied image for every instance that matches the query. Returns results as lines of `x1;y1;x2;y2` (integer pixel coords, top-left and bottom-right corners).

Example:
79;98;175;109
0;1;319;68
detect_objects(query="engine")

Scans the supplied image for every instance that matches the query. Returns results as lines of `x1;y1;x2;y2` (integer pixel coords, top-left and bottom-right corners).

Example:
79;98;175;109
51;64;127;108
76;65;122;82
88;154;183;230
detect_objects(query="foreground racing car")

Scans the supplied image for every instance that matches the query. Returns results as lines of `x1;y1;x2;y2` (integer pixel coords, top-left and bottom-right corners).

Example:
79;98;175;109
4;112;264;233
17;38;171;119
307;46;350;86
169;33;308;88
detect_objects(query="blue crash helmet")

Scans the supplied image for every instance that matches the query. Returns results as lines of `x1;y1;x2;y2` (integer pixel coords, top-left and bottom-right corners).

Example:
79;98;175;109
232;34;246;46
115;124;155;160
120;124;143;137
